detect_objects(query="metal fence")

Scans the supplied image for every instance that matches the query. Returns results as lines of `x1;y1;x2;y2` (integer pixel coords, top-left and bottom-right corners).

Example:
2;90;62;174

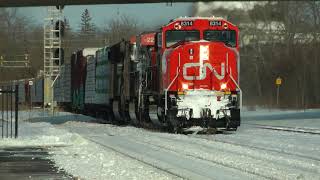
0;85;18;138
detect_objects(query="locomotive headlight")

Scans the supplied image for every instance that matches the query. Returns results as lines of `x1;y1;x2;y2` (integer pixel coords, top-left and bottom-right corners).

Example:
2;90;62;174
182;83;189;90
189;48;194;55
220;83;227;90
223;23;228;29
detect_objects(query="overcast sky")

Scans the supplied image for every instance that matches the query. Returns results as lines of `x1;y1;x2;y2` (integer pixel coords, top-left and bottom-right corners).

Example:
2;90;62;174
18;3;194;30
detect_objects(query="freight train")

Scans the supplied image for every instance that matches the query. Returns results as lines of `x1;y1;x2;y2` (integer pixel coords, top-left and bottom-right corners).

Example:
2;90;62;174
2;17;242;132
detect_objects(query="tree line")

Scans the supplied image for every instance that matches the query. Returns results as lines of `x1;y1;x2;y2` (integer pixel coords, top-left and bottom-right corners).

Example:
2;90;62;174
0;8;140;82
194;1;320;109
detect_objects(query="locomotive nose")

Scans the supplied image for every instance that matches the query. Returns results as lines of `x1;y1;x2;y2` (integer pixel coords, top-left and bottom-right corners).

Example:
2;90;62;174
173;41;238;91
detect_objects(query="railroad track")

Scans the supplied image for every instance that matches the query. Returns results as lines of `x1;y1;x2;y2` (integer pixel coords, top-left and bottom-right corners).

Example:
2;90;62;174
194;135;320;162
126;126;320;162
71;121;320;163
133;133;320;179
63;123;320;180
126;136;273;180
144;130;320;164
244;123;320;135
82;136;187;180
82;134;269;180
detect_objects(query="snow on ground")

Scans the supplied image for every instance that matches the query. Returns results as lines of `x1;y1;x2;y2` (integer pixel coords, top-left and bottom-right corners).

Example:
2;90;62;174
242;108;320;128
59;121;320;180
57;122;263;180
49;129;181;180
0;110;180;180
0;121;80;148
1;108;320;180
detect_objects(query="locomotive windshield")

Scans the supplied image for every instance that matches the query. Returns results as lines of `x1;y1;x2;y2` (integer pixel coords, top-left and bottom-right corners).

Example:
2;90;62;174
166;30;200;47
204;30;237;47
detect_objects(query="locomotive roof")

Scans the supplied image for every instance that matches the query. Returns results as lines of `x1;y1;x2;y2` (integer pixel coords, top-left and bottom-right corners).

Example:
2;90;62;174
175;16;225;20
168;16;237;27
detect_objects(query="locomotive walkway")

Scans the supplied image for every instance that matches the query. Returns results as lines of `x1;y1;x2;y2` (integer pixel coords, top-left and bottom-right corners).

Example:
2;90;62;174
0;146;72;180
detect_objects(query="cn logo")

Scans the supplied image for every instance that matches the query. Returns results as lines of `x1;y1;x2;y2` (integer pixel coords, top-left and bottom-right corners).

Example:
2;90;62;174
183;63;225;80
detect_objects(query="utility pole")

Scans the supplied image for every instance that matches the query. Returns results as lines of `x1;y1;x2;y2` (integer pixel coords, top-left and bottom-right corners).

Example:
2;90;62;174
28;80;33;119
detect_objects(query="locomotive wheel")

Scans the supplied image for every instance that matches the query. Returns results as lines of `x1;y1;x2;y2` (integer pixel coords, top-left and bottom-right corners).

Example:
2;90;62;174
167;110;182;133
148;104;162;126
112;100;123;123
129;101;139;125
206;128;217;134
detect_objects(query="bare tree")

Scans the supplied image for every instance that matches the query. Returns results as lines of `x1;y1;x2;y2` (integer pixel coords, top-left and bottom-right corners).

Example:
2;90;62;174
104;14;140;45
0;8;35;82
193;1;320;109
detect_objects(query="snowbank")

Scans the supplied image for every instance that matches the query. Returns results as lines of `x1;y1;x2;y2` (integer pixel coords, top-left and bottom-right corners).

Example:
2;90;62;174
0;121;82;147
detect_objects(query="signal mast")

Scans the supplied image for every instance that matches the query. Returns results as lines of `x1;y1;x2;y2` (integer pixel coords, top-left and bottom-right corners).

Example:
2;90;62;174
43;5;64;112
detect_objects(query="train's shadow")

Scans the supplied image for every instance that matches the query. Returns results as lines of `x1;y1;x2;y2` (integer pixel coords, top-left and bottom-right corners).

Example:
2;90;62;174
182;129;236;135
23;111;238;136
26;113;101;125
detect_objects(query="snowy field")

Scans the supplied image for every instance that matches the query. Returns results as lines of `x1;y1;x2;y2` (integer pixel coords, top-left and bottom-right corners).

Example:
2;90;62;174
242;108;320;128
0;109;319;180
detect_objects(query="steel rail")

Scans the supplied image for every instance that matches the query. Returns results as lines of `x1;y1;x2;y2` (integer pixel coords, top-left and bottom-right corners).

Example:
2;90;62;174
244;123;320;135
120;134;274;180
82;136;187;180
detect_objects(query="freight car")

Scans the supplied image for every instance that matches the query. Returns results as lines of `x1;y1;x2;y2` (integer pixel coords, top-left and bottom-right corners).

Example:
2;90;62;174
54;63;71;109
70;48;99;112
52;16;241;132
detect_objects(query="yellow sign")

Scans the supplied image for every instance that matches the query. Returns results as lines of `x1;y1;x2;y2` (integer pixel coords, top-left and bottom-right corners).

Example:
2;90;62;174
276;77;282;86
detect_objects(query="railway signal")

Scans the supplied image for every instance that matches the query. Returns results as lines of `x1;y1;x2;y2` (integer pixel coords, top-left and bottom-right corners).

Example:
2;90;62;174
54;48;64;65
43;6;64;113
55;20;65;38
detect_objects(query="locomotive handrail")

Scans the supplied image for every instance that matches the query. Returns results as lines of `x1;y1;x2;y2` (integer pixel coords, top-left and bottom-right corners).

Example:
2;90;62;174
223;49;242;109
164;53;181;115
226;52;229;74
229;68;242;109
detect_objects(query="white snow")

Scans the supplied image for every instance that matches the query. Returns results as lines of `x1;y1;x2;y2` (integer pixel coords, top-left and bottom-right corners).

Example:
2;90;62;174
1;108;319;180
0;110;180;180
49;126;180;180
242;108;320;129
56;107;320;180
0;121;78;148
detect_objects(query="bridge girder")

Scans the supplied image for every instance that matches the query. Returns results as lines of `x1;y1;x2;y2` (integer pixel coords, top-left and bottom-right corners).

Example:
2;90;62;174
0;0;210;7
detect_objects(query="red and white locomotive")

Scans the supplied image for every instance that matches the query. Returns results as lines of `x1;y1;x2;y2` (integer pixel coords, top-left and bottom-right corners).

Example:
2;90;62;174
112;16;241;132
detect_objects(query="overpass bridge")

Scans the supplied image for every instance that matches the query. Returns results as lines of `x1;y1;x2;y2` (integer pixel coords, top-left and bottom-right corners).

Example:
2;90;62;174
0;0;212;7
